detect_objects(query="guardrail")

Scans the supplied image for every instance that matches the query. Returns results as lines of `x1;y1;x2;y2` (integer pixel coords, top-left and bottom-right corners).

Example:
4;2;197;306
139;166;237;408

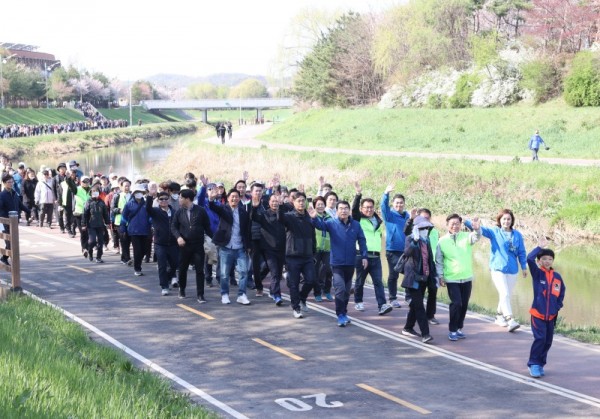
0;211;21;292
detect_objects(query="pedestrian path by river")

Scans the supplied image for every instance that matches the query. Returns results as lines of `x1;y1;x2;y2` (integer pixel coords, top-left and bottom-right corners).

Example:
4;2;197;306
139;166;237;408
11;225;600;417
209;123;600;167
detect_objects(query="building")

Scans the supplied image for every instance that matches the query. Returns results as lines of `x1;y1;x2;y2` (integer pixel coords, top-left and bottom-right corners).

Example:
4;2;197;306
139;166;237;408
0;42;60;71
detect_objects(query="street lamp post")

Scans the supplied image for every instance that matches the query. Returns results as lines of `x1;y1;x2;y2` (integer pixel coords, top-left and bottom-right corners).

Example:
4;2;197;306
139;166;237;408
0;54;17;109
44;61;60;109
129;86;133;127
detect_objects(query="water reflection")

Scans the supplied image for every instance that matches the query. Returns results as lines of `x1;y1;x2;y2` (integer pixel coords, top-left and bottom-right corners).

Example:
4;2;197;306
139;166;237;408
24;135;195;181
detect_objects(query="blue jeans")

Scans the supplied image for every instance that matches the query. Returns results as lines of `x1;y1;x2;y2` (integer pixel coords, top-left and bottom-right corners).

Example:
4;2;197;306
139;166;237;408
219;247;248;296
354;256;386;308
332;265;354;315
286;256;315;311
386;251;403;301
155;243;179;290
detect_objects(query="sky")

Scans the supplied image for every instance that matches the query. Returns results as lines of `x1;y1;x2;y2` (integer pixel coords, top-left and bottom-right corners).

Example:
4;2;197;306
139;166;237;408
1;0;399;81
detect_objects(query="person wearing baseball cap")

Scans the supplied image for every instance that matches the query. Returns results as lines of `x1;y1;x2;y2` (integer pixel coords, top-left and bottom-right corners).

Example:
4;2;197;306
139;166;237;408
120;183;151;276
65;172;93;257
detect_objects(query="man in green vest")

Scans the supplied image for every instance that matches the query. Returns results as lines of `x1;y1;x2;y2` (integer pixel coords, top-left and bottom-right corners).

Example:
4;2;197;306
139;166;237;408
111;179;133;265
66;172;92;257
351;182;393;316
435;214;481;341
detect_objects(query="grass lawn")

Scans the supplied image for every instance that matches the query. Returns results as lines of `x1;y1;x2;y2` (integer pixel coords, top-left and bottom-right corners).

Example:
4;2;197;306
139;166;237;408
0;296;215;418
97;107;171;124
260;100;600;159
0;108;84;125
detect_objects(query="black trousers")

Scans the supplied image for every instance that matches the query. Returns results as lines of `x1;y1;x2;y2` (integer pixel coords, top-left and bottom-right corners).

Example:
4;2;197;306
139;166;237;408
178;243;206;297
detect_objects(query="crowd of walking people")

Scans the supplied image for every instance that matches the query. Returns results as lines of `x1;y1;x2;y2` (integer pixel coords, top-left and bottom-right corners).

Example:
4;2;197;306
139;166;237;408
0;158;564;378
0;102;128;139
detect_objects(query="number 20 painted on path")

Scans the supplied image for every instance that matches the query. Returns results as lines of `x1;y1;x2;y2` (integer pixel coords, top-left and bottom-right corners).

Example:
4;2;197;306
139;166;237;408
275;393;343;411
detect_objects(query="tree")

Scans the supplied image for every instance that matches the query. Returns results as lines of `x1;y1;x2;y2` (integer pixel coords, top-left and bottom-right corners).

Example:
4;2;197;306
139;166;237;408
229;79;268;98
487;0;532;39
563;50;600;106
187;83;217;99
523;0;600;54
330;13;384;105
48;79;74;103
470;30;500;77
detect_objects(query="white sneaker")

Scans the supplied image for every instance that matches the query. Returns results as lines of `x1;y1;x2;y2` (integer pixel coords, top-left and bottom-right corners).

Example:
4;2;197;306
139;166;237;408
161;289;169;296
237;294;251;305
171;278;179;288
355;302;365;311
300;301;309;312
507;318;520;332
293;309;303;319
221;294;231;304
495;315;508;327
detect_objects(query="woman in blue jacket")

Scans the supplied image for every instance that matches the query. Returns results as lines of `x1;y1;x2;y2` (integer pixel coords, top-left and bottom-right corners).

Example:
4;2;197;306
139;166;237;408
466;209;527;332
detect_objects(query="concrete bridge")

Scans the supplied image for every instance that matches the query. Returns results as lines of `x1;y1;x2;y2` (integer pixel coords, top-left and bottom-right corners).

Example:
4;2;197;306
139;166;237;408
140;98;293;123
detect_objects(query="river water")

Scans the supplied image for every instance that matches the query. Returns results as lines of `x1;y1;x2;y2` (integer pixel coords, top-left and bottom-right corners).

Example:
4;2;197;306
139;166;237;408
24;132;600;328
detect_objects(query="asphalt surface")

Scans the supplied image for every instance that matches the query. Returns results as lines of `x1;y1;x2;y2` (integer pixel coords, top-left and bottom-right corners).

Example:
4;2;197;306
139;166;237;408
10;225;600;418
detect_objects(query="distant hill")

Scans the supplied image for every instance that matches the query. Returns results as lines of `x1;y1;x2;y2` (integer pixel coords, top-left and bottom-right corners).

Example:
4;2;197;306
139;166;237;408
145;73;268;89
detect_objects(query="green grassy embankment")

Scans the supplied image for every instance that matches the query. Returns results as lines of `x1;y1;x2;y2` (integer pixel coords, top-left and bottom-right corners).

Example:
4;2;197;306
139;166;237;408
0;122;204;160
0;108;85;125
153;137;600;241
0;296;215;418
260;101;600;159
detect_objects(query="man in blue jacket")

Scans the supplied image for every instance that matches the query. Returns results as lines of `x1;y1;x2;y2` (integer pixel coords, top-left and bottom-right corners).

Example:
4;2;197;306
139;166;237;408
120;184;151;277
309;200;368;327
381;185;411;307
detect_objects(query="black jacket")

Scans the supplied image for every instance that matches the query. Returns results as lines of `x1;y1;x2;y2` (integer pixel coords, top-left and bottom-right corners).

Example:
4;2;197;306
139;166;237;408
281;210;315;258
208;201;251;249
83;198;110;228
146;196;177;246
401;236;437;289
0;188;29;219
251;205;286;252
171;204;213;245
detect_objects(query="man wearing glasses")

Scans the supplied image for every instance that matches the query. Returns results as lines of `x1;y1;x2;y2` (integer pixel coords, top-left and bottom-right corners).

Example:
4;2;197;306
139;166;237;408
351;182;393;316
147;190;179;296
308;199;368;327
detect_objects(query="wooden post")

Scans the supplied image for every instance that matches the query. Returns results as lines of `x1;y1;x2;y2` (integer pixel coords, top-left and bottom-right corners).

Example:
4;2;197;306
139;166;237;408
8;211;21;292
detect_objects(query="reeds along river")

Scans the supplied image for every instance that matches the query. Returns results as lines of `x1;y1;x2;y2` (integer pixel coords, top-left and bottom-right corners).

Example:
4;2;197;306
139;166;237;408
24;133;600;329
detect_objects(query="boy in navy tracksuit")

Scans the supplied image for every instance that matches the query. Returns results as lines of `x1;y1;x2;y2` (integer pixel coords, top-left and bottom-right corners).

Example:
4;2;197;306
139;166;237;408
526;237;565;378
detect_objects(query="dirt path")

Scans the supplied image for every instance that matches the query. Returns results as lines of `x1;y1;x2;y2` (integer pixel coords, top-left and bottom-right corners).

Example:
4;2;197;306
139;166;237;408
207;123;600;167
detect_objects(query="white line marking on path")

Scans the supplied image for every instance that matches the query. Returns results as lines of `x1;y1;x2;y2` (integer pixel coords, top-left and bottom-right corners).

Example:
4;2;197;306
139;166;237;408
282;292;600;409
1;280;249;419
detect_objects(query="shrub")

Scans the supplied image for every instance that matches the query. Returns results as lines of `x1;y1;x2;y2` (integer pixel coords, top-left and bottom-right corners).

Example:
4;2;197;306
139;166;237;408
448;74;480;108
563;51;600;107
426;94;446;109
520;59;562;104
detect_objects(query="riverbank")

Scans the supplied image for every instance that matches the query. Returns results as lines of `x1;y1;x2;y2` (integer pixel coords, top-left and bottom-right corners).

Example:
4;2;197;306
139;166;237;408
0;122;205;160
151;123;600;243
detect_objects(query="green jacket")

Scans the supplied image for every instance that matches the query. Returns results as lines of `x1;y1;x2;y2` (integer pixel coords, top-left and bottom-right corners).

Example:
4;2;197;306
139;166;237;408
435;231;479;282
315;212;331;252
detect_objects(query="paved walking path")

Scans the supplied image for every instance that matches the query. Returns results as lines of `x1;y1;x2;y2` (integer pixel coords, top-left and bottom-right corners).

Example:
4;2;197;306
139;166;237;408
7;225;600;418
208;124;600;167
